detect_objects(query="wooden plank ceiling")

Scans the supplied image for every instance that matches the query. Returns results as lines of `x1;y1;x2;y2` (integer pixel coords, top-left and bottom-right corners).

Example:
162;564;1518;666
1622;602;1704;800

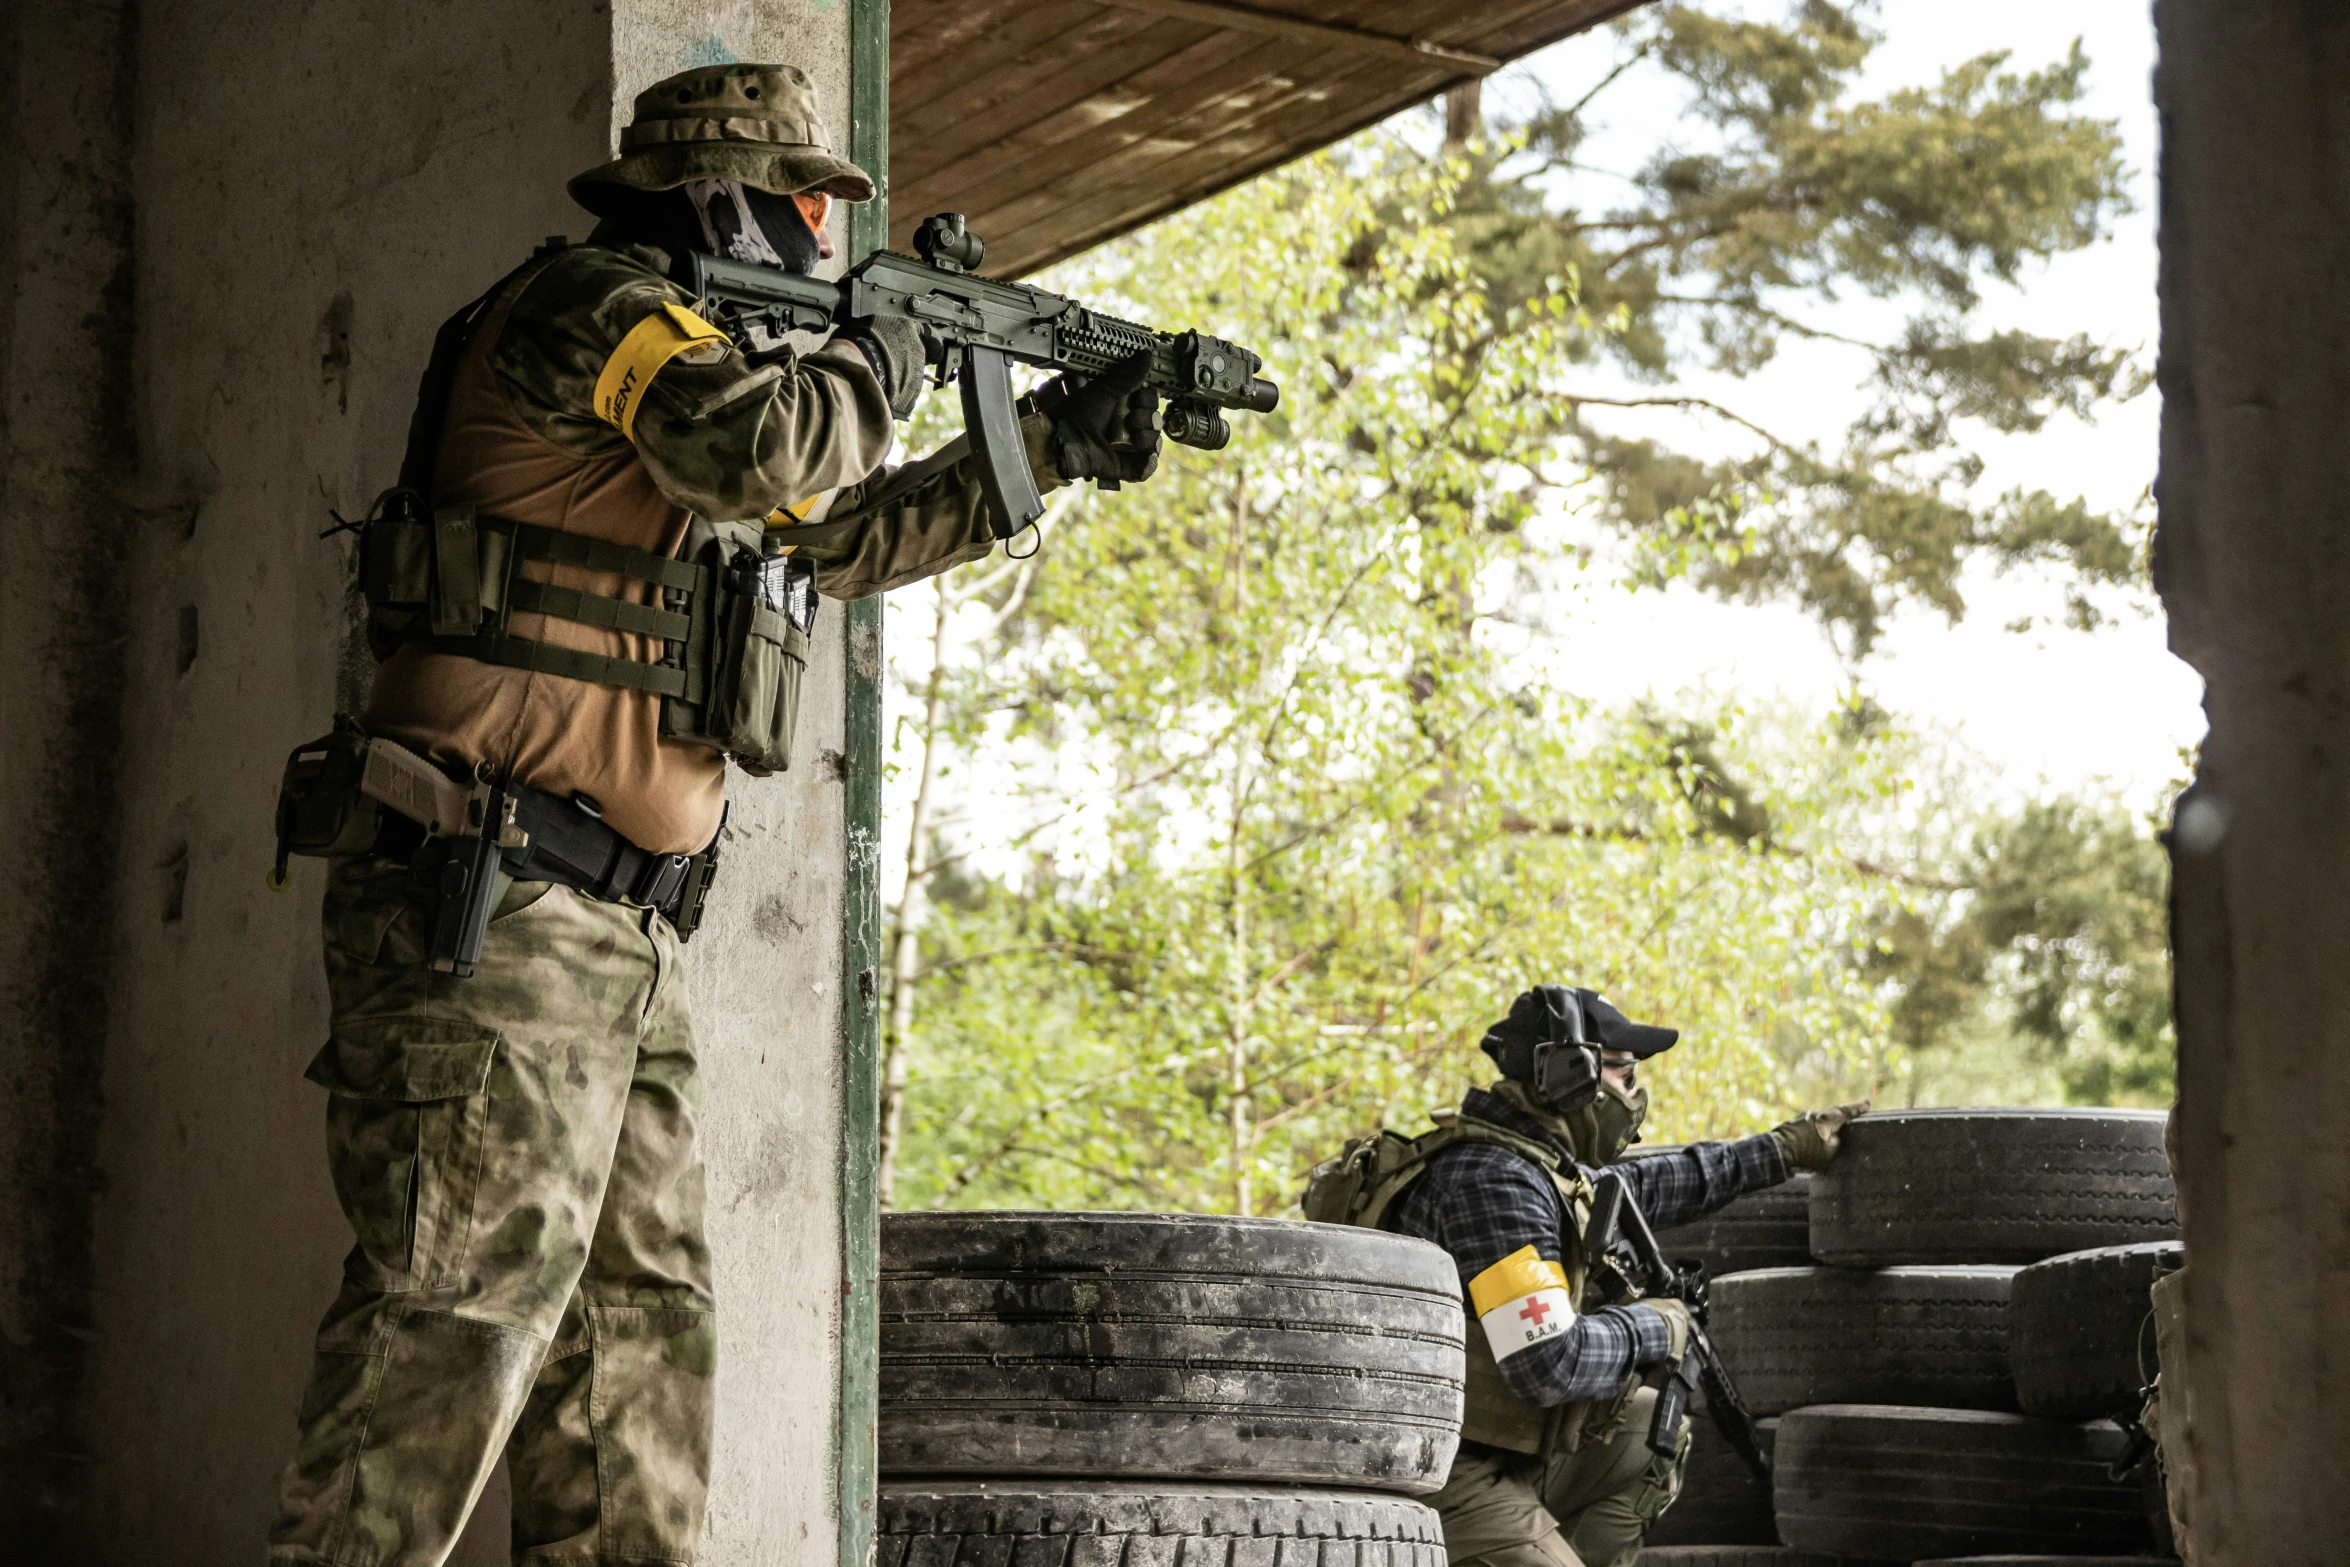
888;0;1648;277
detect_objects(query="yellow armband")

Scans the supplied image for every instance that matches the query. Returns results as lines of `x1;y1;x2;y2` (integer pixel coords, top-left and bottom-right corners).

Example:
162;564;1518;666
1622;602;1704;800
593;302;728;442
1469;1245;1574;1363
762;492;831;555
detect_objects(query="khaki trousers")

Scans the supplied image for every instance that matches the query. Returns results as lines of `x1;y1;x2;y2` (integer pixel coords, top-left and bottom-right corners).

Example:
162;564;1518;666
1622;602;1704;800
1433;1389;1688;1567
268;856;715;1566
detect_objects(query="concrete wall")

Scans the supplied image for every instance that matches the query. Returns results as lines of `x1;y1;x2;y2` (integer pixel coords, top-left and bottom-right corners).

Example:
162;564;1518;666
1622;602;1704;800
2;0;857;1558
2154;3;2350;1562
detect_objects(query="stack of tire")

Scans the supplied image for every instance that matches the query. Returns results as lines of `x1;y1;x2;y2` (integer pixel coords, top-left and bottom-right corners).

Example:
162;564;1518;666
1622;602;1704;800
877;1212;1465;1567
1639;1108;2181;1567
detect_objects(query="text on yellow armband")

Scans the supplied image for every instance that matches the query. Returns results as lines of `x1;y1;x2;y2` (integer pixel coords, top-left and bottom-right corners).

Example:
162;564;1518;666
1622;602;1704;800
593;301;727;442
1468;1246;1570;1316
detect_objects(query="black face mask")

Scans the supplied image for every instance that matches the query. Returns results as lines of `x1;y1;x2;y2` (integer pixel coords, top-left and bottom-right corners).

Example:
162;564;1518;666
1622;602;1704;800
598;181;822;276
684;178;822;275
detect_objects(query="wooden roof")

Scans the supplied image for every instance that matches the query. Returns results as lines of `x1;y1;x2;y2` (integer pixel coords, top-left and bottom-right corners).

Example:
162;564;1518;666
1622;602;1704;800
887;0;1647;277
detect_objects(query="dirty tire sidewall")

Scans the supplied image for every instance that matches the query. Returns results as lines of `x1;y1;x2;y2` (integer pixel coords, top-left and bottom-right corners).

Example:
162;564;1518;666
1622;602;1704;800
876;1481;1446;1567
1907;1557;2183;1566
1810;1110;2175;1266
1634;1548;1901;1566
1710;1265;2018;1415
1774;1404;2156;1559
880;1212;1464;1493
2009;1241;2184;1418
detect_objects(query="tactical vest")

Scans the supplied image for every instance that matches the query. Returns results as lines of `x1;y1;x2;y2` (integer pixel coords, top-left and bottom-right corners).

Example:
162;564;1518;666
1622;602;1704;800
357;243;814;779
1302;1110;1635;1457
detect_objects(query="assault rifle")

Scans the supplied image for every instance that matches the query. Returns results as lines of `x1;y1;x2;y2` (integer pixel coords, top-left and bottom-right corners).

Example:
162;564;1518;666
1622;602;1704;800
671;211;1280;539
1584;1168;1773;1484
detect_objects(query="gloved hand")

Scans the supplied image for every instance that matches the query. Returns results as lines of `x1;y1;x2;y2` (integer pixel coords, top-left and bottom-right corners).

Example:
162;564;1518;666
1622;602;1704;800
1772;1100;1871;1171
1035;350;1162;486
840;316;928;420
1636;1297;1691;1367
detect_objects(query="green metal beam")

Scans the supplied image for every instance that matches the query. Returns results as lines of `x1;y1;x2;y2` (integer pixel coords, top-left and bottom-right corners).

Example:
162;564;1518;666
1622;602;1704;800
838;2;889;1564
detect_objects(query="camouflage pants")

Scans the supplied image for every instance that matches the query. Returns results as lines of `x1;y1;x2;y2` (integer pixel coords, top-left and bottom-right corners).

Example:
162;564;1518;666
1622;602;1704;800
268;856;715;1566
1434;1389;1688;1567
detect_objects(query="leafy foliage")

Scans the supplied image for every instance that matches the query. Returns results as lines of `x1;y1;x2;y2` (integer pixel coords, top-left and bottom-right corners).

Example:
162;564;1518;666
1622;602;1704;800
887;150;1927;1215
1869;795;2174;1105
872;8;2174;1216
1438;2;2147;652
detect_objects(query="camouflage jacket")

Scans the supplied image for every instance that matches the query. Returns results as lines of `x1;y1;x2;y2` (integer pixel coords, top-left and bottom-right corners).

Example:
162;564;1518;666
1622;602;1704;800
487;225;1062;597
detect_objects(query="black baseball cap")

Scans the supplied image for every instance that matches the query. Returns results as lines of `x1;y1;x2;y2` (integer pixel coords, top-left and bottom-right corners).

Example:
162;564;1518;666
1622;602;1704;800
1482;985;1679;1062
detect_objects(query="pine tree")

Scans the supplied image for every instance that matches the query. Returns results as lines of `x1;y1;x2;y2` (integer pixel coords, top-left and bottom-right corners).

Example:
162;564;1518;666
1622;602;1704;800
1434;1;2144;654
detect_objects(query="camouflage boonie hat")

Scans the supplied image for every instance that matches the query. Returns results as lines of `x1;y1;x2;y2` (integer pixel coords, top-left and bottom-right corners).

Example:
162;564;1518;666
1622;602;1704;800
570;63;876;214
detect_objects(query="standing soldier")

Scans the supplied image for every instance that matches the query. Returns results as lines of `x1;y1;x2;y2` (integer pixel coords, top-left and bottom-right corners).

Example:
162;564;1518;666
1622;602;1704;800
267;63;1162;1566
1304;984;1866;1567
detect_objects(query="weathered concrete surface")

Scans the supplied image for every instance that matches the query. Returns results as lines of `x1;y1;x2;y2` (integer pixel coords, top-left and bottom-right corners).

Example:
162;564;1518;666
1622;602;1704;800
2154;3;2350;1562
621;14;858;1561
0;0;854;1558
0;2;139;1554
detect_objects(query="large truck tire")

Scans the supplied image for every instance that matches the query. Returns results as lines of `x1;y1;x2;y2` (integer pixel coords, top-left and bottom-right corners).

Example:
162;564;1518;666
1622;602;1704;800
2009;1241;2184;1418
1638;1153;1812;1277
1641;1412;1777;1547
1708;1265;2018;1414
879;1212;1464;1493
1773;1405;2155;1559
1907;1557;2181;1565
877;1481;1446;1567
1634;1549;1898;1566
1810;1109;2175;1266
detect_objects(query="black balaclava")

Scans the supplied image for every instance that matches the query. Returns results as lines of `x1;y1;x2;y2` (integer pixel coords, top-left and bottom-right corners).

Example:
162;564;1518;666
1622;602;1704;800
597;178;821;275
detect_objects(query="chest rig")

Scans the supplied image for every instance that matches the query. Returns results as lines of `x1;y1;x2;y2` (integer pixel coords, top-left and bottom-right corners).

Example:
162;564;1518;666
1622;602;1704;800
352;242;815;777
1302;1111;1637;1458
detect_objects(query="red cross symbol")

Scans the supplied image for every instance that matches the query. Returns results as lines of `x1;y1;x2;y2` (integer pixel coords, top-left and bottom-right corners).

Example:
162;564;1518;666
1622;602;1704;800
1518;1296;1553;1327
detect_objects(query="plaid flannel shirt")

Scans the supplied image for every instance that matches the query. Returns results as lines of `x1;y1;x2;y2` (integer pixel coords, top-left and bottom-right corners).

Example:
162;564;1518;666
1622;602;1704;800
1388;1086;1788;1407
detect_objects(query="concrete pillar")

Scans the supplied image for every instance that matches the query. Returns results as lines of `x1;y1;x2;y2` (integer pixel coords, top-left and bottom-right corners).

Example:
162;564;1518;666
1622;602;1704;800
1;0;866;1558
0;2;140;1551
2154;4;2350;1561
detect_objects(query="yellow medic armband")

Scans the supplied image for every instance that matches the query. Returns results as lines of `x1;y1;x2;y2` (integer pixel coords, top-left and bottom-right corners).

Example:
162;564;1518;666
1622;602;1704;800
1468;1246;1574;1363
593;301;728;441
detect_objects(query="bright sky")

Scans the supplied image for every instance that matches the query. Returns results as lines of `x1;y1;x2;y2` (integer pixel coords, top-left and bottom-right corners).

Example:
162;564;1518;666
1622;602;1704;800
1484;0;2201;808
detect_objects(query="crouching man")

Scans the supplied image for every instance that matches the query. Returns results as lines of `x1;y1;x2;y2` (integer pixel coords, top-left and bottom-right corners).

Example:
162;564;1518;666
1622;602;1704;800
1303;984;1865;1567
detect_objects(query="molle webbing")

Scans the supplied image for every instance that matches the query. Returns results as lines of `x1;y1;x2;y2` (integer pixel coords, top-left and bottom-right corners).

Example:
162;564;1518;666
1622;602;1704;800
412;512;706;701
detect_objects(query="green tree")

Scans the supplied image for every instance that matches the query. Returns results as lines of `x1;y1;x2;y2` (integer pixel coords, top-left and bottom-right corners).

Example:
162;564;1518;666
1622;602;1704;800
883;147;1910;1215
1439;1;2146;653
873;8;2176;1213
1868;793;2173;1106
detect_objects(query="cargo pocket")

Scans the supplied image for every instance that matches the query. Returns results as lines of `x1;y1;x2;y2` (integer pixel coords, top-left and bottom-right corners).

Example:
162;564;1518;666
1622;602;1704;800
700;554;808;776
305;1018;499;1290
1629;1424;1690;1525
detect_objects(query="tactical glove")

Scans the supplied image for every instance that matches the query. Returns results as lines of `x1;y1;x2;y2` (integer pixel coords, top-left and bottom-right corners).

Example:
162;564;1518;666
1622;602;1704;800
1772;1099;1871;1172
840;316;928;420
1035;350;1162;486
1636;1297;1692;1367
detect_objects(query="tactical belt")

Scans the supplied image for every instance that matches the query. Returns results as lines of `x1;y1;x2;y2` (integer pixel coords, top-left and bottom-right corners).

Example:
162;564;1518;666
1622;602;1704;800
377;777;718;933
